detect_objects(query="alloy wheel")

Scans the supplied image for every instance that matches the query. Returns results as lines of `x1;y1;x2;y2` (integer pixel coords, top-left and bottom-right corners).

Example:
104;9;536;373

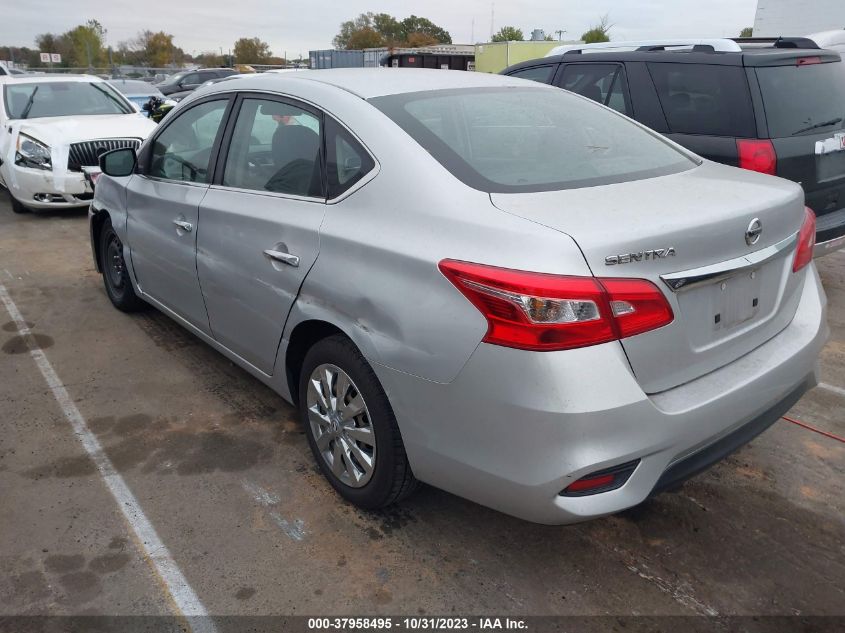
306;363;376;488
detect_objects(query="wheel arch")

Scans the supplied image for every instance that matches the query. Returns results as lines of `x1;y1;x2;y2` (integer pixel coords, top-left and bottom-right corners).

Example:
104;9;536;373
89;208;111;273
284;319;347;407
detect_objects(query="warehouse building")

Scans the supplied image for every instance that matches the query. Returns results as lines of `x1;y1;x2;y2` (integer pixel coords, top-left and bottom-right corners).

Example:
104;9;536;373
754;0;845;36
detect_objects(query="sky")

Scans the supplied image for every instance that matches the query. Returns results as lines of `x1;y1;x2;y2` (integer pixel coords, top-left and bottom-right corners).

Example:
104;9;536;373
2;0;759;58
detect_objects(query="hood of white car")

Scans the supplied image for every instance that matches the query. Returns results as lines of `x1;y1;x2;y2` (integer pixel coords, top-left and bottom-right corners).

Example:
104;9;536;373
16;113;156;147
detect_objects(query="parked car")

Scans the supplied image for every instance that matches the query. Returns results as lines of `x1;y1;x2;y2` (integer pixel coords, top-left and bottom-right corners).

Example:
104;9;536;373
165;73;246;103
108;78;170;117
0;75;156;213
155;68;237;96
89;69;826;524
503;38;845;257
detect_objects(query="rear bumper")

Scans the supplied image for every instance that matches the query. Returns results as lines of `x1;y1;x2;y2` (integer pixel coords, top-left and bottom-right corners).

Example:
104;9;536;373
813;206;845;257
376;265;827;524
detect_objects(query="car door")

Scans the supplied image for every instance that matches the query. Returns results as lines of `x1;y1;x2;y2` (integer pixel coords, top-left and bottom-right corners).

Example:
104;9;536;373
126;96;232;334
196;94;327;374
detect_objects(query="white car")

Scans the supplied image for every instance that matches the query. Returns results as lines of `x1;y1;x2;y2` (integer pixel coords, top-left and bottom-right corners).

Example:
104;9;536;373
0;75;156;213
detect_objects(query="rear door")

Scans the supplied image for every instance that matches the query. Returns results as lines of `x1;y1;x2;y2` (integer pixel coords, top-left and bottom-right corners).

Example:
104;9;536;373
646;62;757;166
196;94;326;374
754;58;845;245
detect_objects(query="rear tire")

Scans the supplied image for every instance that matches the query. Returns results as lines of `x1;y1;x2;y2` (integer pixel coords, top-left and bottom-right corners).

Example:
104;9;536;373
99;217;146;312
298;334;418;509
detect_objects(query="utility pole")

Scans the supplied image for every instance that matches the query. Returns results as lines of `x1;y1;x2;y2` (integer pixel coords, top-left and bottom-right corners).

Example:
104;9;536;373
471;18;475;44
556;29;566;41
85;40;93;72
490;3;495;40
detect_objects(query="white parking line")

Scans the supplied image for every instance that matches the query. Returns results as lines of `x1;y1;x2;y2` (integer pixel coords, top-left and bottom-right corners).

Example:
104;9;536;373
819;382;845;398
0;283;218;633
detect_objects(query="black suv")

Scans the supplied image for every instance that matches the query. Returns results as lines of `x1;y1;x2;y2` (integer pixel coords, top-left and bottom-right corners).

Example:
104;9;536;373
156;68;238;96
503;38;845;255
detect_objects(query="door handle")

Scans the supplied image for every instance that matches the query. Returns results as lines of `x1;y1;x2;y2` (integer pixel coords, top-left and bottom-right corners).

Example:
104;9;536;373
264;249;300;267
173;219;193;232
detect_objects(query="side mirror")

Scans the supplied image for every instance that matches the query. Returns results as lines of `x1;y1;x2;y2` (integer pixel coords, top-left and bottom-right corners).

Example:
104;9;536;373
99;147;137;177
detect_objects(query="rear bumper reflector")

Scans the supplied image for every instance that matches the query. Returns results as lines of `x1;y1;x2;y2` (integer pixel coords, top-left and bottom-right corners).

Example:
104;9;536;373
560;459;640;497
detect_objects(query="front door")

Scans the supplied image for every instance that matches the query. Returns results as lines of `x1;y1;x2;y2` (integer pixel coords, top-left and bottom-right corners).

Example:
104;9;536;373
126;97;231;333
197;95;326;373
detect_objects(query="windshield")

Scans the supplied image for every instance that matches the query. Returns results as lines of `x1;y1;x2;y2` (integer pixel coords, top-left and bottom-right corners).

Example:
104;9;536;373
3;81;133;119
371;87;696;193
756;62;845;137
159;72;188;87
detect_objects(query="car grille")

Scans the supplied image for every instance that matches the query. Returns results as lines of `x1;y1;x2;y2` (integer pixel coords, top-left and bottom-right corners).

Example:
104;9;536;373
67;139;141;171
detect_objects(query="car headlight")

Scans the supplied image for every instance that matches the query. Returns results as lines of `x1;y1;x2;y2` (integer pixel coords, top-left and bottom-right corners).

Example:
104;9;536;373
15;134;51;170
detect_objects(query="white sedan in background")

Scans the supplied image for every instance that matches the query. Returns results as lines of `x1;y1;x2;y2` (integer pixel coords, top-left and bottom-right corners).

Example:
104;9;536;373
0;75;155;213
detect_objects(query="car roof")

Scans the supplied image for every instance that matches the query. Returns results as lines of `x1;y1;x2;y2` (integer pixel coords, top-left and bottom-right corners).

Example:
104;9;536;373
204;68;545;99
0;73;105;85
509;47;841;71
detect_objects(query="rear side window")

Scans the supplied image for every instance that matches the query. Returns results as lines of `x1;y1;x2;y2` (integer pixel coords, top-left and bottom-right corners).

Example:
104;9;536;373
372;87;696;193
648;63;756;137
325;117;375;198
559;64;631;115
507;65;556;84
756;62;845;138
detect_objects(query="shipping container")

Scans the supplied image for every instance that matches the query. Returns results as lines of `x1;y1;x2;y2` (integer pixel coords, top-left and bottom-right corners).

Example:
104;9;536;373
385;52;475;71
363;48;389;68
308;49;365;70
474;41;580;73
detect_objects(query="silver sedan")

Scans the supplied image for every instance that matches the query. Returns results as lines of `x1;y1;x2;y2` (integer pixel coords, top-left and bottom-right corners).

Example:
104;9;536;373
89;69;826;524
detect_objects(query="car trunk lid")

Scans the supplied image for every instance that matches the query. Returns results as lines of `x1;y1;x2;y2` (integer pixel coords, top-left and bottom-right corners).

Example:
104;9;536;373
490;161;807;393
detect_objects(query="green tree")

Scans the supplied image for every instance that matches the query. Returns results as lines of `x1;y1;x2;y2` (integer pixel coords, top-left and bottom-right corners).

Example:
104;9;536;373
65;19;107;68
491;26;524;42
234;37;272;63
333;12;451;49
138;31;180;67
581;15;611;44
740;27;753;37
346;27;384;50
398;15;451;44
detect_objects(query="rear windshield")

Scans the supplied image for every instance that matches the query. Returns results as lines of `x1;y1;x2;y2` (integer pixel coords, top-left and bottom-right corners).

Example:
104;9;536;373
3;81;132;119
756;62;845;137
371;87;696;193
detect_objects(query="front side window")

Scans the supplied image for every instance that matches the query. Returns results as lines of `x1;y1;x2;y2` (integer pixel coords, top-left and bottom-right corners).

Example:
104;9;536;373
559;64;630;115
647;63;756;137
508;65;556;84
3;81;132;119
223;98;323;197
149;99;228;183
372;87;695;193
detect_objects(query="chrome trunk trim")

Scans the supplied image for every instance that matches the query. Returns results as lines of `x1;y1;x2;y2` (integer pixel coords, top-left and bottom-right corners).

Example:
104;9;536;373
660;232;798;292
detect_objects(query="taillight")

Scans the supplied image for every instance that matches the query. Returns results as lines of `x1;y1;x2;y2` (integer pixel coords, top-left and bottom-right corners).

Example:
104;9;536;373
793;206;816;272
737;139;777;176
438;260;674;352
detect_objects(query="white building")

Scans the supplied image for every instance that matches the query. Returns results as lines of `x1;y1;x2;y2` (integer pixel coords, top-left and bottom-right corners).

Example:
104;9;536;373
754;0;845;36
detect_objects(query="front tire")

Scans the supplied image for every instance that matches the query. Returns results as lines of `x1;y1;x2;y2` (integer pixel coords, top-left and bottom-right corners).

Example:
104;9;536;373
99;218;146;312
299;334;418;509
8;192;30;214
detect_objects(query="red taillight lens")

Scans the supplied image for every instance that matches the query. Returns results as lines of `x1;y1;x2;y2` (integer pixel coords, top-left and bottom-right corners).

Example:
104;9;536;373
438;260;674;352
793;206;816;273
737;139;777;176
